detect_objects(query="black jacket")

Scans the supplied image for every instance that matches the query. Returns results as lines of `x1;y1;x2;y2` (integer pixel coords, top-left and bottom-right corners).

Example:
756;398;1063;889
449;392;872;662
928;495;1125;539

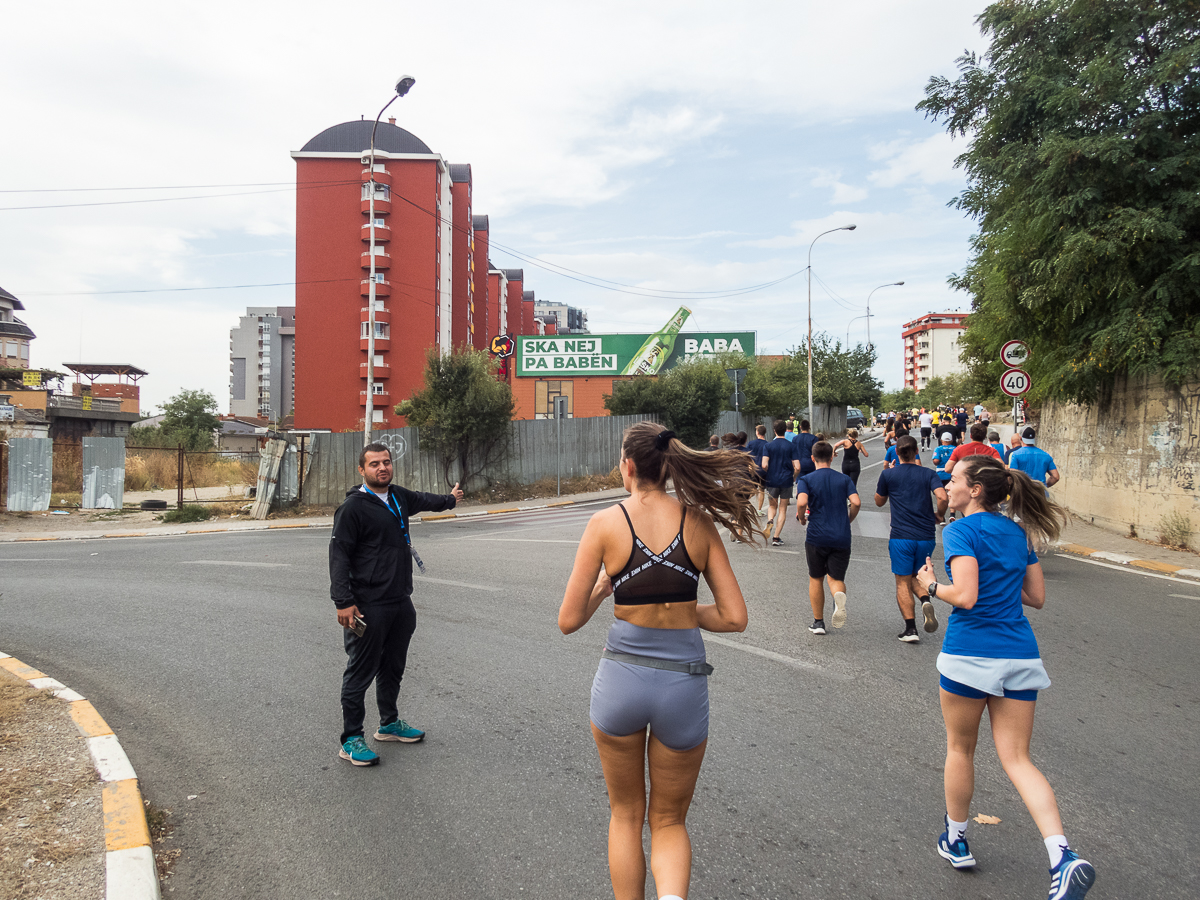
328;484;457;608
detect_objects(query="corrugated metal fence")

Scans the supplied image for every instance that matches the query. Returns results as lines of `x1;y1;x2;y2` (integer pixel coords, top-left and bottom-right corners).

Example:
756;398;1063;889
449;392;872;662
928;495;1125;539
303;414;652;506
6;437;52;511
81;436;125;509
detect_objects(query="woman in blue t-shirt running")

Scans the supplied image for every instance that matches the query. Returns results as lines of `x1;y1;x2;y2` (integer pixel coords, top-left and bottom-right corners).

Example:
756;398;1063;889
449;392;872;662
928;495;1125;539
915;456;1096;900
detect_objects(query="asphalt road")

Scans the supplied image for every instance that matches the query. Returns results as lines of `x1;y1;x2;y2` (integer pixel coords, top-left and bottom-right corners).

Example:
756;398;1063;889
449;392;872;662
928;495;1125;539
2;446;1197;899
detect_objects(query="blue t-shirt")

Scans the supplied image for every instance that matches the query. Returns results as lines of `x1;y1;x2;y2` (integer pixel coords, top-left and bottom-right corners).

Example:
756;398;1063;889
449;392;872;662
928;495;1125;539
941;512;1040;658
797;467;858;548
762;437;800;488
884;445;899;467
784;430;796;443
876;463;945;541
1008;445;1057;484
989;442;1007;460
794;432;817;460
932;445;954;482
745;438;768;469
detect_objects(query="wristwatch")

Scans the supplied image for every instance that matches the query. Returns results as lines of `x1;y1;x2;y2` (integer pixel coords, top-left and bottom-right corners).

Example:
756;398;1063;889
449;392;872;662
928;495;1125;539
928;581;939;598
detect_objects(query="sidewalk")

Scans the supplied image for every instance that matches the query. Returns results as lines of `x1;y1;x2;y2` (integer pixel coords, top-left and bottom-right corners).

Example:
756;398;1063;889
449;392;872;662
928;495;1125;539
1055;514;1200;580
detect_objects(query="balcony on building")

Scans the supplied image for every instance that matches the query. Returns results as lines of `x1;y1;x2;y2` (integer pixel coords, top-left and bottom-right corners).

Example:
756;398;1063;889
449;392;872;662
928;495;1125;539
361;222;391;243
359;306;391;325
361;251;391;270
361;196;391;214
360;278;391;297
359;390;391;406
359;363;391;379
360;166;393;187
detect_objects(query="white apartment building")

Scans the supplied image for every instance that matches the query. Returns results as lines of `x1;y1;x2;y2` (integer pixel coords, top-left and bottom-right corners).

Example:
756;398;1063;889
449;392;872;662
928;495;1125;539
229;307;295;419
902;311;968;392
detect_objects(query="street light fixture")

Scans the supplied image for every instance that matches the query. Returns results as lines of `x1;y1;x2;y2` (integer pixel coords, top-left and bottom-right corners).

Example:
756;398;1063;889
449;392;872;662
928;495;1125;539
847;313;874;348
807;224;856;422
864;281;904;352
364;75;416;446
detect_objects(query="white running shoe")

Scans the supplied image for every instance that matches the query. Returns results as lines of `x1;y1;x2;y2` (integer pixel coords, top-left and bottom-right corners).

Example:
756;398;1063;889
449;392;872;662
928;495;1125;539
831;591;848;629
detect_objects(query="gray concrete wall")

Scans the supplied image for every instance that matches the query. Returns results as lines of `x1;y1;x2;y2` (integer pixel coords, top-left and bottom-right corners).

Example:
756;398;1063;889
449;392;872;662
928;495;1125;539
1039;373;1199;542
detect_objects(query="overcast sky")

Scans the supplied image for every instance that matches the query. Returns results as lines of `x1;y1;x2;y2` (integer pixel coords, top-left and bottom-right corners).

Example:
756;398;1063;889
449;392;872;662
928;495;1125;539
1;0;990;412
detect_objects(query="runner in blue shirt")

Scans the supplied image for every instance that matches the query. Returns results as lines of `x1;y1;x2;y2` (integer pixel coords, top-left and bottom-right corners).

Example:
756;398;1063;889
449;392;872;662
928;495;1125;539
761;420;801;546
1007;427;1060;488
795;441;860;634
875;436;948;643
743;424;770;516
987;430;1007;462
932;432;955;519
915;455;1095;900
794;420;817;476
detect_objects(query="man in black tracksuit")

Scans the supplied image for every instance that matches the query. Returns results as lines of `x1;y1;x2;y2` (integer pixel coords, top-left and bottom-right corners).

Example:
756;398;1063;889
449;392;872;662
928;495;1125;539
329;442;463;766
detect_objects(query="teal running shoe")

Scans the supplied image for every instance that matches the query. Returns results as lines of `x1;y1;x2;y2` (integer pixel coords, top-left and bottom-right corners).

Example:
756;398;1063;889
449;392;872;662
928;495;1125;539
339;735;379;766
375;719;425;743
1047;849;1095;900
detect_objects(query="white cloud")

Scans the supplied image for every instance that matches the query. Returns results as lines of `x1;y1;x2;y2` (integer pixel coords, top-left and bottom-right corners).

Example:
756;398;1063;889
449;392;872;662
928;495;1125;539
868;132;966;189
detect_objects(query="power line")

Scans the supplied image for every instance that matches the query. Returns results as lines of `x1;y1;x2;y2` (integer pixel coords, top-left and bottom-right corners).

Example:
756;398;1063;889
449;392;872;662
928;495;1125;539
0;180;359;212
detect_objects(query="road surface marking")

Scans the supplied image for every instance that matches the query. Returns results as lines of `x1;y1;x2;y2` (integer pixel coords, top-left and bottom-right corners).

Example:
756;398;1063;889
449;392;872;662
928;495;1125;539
415;575;503;592
0;558;70;562
1053;553;1199;585
180;560;290;568
459;537;580;544
1169;594;1200;601
705;634;852;681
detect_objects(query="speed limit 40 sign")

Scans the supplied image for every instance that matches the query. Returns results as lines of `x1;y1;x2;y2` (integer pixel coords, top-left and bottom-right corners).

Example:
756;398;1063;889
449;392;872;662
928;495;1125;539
1000;368;1031;397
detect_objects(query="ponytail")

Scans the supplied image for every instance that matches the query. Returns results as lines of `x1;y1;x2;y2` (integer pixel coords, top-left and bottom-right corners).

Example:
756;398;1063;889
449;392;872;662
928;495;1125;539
959;456;1066;549
622;421;762;544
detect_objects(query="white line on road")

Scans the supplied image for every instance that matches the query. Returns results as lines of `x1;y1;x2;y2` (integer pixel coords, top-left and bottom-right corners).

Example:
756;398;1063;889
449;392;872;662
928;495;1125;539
1169;594;1200;601
458;538;580;544
0;558;70;562
1053;553;1200;585
705;634;852;680
180;560;291;568
414;575;504;592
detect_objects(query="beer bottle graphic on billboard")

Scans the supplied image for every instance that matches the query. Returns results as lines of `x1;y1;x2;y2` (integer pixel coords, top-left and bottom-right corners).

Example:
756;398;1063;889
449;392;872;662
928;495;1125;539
620;306;691;376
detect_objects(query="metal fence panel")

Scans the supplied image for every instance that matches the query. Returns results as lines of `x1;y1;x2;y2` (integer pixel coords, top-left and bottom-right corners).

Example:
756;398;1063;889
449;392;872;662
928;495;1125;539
277;442;299;504
82;437;125;509
7;437;52;511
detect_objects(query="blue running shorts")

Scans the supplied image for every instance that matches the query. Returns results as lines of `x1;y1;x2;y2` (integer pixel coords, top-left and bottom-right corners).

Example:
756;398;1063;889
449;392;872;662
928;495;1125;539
889;538;936;577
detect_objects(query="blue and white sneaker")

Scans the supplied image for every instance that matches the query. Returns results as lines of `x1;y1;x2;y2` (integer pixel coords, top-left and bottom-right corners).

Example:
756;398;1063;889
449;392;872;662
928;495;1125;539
1047;849;1095;900
339;735;380;766
937;817;976;869
375;719;425;743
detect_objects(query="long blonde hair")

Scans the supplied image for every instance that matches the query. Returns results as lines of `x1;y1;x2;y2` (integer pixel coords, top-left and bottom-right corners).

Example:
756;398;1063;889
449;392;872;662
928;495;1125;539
622;421;761;543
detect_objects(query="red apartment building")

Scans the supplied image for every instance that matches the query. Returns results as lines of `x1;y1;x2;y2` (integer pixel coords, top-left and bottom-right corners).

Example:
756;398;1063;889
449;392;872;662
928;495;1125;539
504;269;524;344
291;120;458;432
448;164;474;350
471;216;490;350
487;268;509;342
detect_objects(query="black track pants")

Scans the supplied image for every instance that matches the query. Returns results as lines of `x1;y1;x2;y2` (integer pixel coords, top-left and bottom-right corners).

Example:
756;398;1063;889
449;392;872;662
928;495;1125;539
339;597;417;744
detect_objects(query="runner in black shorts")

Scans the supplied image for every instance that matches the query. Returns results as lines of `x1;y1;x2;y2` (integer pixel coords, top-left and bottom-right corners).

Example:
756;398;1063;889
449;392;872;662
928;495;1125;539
795;441;860;634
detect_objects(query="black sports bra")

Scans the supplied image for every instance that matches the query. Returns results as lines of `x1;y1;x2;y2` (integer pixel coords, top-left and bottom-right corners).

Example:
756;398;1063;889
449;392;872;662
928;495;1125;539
610;504;701;606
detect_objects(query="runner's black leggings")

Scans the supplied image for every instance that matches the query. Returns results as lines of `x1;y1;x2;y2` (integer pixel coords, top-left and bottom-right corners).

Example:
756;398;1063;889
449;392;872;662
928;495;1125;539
841;461;861;489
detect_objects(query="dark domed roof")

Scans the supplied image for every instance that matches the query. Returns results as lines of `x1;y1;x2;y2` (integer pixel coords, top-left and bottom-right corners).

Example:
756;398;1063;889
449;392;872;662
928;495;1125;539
300;120;432;154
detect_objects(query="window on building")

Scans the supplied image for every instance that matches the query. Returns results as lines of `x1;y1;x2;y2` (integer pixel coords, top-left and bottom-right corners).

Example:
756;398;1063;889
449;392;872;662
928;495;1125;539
374;355;384;366
361;184;390;201
534;380;573;419
374;217;385;227
375;273;386;283
372;382;385;395
361;322;390;339
372;410;384;422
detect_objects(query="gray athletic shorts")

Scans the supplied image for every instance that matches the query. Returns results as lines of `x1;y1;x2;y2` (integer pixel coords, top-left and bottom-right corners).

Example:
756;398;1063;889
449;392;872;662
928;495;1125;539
766;484;793;500
590;619;709;751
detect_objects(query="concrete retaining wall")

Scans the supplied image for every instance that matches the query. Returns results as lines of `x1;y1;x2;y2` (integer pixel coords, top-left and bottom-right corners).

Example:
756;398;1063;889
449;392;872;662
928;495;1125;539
1039;373;1199;542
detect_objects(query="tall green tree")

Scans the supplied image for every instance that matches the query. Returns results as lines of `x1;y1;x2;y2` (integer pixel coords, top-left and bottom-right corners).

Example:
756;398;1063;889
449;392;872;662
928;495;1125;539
743;337;881;417
129;389;219;451
396;348;514;488
604;358;730;448
919;0;1200;403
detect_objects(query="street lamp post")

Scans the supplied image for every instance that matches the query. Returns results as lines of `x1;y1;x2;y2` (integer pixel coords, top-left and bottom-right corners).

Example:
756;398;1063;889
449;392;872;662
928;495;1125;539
807;224;856;422
847;313;874;348
864;281;904;353
364;75;416;446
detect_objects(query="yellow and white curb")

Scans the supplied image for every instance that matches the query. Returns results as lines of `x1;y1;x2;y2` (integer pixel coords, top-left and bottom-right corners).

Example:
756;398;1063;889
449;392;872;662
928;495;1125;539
0;651;161;900
1055;542;1200;582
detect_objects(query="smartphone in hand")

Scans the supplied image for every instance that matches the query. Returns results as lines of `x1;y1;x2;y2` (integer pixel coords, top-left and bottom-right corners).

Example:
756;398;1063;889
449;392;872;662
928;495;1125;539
348;615;367;637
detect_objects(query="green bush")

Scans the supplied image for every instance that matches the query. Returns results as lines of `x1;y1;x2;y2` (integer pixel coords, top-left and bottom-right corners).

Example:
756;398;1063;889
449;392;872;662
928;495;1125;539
160;505;213;524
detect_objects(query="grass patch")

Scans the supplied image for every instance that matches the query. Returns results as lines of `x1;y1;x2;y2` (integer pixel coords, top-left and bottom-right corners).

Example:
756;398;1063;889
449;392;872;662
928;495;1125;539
160;505;214;524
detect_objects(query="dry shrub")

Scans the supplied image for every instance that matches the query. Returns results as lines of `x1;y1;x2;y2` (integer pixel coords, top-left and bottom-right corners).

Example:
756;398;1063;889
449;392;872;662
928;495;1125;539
1159;510;1193;550
51;442;82;494
126;451;258;492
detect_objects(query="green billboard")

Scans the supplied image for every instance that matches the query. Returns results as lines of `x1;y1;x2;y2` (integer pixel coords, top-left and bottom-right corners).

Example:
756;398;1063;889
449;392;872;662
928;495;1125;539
516;332;756;377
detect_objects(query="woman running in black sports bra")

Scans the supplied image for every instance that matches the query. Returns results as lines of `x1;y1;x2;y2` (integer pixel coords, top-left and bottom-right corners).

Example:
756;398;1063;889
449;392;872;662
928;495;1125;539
559;422;756;900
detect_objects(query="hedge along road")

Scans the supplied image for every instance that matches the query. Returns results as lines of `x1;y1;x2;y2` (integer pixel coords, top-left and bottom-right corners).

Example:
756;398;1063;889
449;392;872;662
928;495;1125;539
0;500;1196;899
